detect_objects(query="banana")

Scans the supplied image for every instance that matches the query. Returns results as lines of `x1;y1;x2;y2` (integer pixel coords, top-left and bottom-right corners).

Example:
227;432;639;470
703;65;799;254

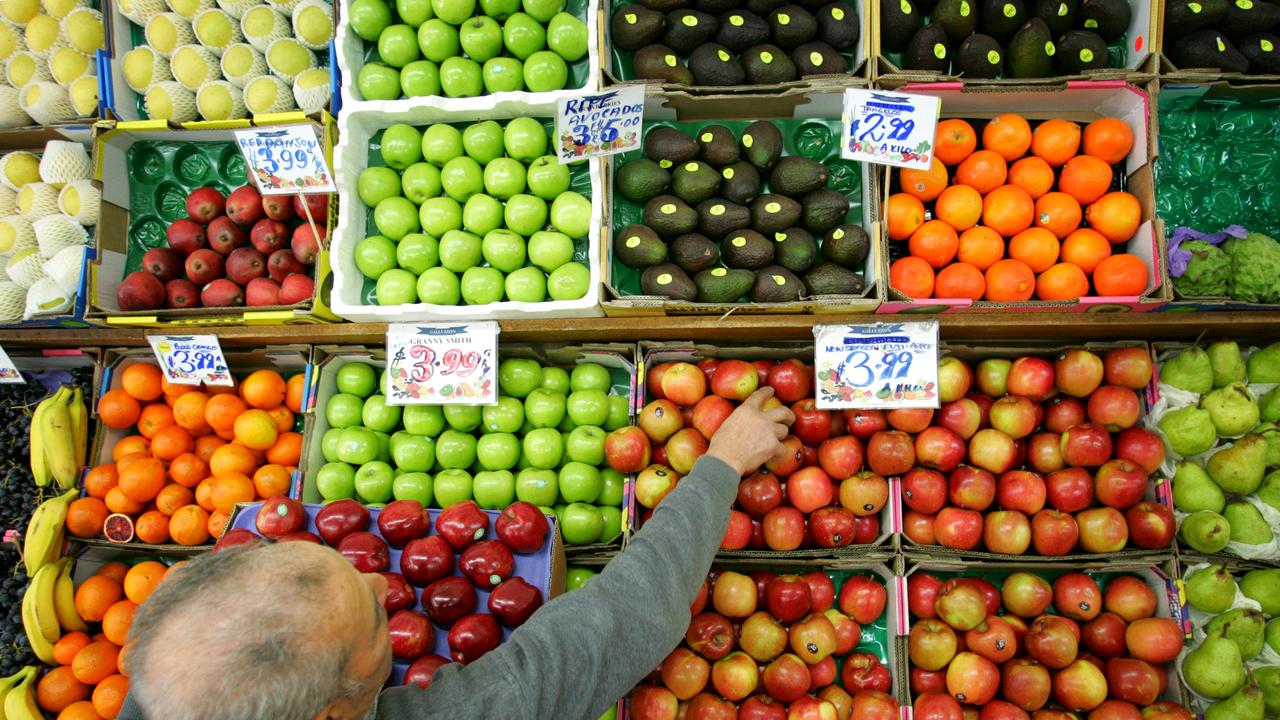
3;667;41;720
28;393;50;488
42;387;78;492
68;385;87;472
53;558;87;633
26;562;60;645
20;577;55;665
0;665;33;702
21;488;76;575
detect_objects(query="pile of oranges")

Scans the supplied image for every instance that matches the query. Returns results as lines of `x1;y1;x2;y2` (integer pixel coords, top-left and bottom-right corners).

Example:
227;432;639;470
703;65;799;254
887;114;1149;303
37;560;169;720
65;362;305;546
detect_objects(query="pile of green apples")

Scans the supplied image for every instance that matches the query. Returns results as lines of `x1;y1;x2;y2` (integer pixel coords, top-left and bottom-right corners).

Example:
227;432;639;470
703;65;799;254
348;0;589;99
355;118;594;307
313;358;630;545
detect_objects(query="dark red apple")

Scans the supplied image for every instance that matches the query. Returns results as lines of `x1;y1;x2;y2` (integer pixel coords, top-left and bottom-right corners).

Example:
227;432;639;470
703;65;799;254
1044;395;1087;434
213;527;262;552
686;612;735;660
837;574;886;625
375;499;429;547
335;531;389;573
495;501;549;552
1114;427;1164;474
249;217;289;255
1082;611;1128;659
436;500;489;550
1059;423;1114;468
803;571;836;613
254;495;305;538
402;654;449;690
1026;615;1080;669
761;653;811;703
400;535;455;586
766;575;813;623
166;217;208;255
843;409;887;440
808;506;855;548
459;539;514;589
737;470;783;517
914;692;963;720
488;576;543;628
840;651;891;692
381;572;415;613
388;609;433;660
909;572;944;618
791;399;832;446
422;575;479;626
448;613;501;664
738;695;786;720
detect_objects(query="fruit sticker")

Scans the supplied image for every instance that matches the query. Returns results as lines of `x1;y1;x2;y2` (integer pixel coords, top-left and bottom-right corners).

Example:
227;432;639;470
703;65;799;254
556;86;645;162
234;125;335;195
146;334;233;386
813;321;940;409
385;322;499;406
841;89;940;170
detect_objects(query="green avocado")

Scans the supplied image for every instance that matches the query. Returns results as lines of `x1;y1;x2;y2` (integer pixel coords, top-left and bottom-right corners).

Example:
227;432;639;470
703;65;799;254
1034;0;1077;37
769;156;831;198
957;33;1004;76
773;226;818;273
643;194;699;237
1006;17;1056;78
1171;29;1248;71
1081;0;1132;41
1055;29;1108;73
1241;32;1280;72
805;261;865;295
671;160;723;204
697;198;752;238
633;44;695;83
1219;0;1280;39
636;0;691;13
697;125;740;166
615;158;671;203
801;189;849;234
641;263;697;300
750;193;803;232
981;0;1028;42
740;120;784;170
613;224;668;268
743;43;801;82
611;5;666;50
671;232;720;273
720;161;763;204
752;265;806;301
933;0;977;43
904;22;951;72
792;40;848;74
722;228;776;268
881;0;923;52
769;5;819;48
644;127;700;169
717;10;771;50
823;223;869;268
662;9;717;53
689;43;748;85
817;2;860;49
694;266;755;302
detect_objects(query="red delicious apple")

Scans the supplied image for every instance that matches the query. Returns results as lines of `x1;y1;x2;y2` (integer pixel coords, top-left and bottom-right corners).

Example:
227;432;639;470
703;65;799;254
1088;385;1141;431
1059;423;1114;468
938;355;974;402
336;531;389;573
966;614;1018;664
762;653;811;702
916;426;967;472
1083;611;1129;659
840;652;890;692
1007;357;1055;401
1114;427;1164;475
1026;615;1080;669
789;613;837;664
1124;618;1183;664
1103;347;1153;389
867;430;915;475
934;507;983;550
803;572;835;612
1052;658;1108;712
710;651;759;701
808;506;855;548
459;539;514;589
1031;509;1080;556
1027;432;1066;474
402;653;449;690
998;470;1047;515
448;612;501;663
380;571;416;614
904;510;937;545
606;426;652;474
314;499;369;544
762;506;805;551
1125;501;1174;549
712;571;757;618
946;651;1000;705
376;499;429;547
843;409;887;440
1054;573;1103;621
661;362;707;406
1001;657;1051;712
690;395;733;439
903;467;948;513
787;466;834;513
1046;467;1095;512
710;359;758;401
436;500;488;550
1002;572;1053;618
400;535;455;586
495;501;549;553
186;186;224;222
200;278;244;307
1054;348;1104;398
818;435;864;479
661;647;710;700
990;395;1040;439
1076;506;1129;553
388;608;433;660
910;618;959;671
838;471;888;516
630;685;679;720
254;495;305;538
950;465;997;510
983;510;1032;555
1043;395;1087;434
769;359;812;404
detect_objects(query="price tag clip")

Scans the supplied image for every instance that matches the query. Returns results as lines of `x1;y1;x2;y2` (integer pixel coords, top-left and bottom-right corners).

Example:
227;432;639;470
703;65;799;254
812;321;940;409
385;322;500;406
841;89;941;170
148;334;233;387
556;85;646;163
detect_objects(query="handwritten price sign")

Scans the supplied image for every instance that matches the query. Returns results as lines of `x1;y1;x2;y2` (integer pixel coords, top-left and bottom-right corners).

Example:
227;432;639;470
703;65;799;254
556;85;645;163
0;345;22;384
841;89;940;170
148;335;233;387
234;125;335;195
385;322;499;405
812;321;940;409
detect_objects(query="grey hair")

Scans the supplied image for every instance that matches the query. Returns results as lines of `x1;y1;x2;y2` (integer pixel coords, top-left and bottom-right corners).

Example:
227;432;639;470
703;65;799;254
124;542;363;720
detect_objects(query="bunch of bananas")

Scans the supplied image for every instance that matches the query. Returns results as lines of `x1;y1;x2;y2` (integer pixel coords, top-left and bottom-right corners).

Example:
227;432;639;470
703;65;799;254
30;384;87;491
0;665;43;720
21;557;86;666
22;488;77;576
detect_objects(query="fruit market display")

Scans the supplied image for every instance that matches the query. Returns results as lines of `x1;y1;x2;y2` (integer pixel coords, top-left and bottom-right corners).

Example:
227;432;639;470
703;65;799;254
1163;0;1280;73
906;567;1187;717
1165;228;1280;304
351;119;592;308
345;0;589;100
629;568;897;719
608;0;859;86
313;358;628;545
887;113;1149;303
0;0;102;125
611;120;867;304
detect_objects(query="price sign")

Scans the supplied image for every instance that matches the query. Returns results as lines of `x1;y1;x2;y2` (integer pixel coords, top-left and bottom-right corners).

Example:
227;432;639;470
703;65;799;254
0;345;22;383
385;322;499;406
556;85;645;163
812;321;940;409
148;335;233;386
234;124;335;195
840;89;940;170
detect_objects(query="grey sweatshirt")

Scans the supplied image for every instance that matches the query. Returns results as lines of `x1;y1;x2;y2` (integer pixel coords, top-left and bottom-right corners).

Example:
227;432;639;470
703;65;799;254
117;454;739;720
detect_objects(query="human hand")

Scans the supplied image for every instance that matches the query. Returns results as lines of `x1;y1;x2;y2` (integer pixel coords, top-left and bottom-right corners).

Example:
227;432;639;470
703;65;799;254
706;387;796;477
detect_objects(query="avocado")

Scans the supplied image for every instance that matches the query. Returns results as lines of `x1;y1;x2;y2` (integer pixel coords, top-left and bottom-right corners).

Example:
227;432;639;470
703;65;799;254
1163;0;1227;39
718;10;772;50
769;156;831;197
641;263;697;300
694;0;741;13
671;232;720;272
615;158;672;203
694;267;755;302
981;0;1027;42
914;0;940;13
697;198;752;237
612;5;666;50
751;265;806;301
904;22;952;71
1171;28;1249;71
805;261;865;295
801;189;849;233
743;43;801;81
740;120;784;170
633;44;696;83
689;43;749;84
644;127;700;168
613;224;669;267
695;126;739;168
1219;0;1280;39
722;229;776;268
792;40;848;73
1034;0;1077;37
1006;17;1056;77
1241;32;1280;72
663;9;718;53
636;0;690;12
671;160;723;203
769;5;819;48
823;223;869;267
932;0;977;43
720;161;763;204
747;0;786;14
773;227;818;272
750;193;802;232
643;194;699;237
1080;0;1131;40
880;0;923;52
957;33;1004;76
817;3;860;49
1055;29;1108;73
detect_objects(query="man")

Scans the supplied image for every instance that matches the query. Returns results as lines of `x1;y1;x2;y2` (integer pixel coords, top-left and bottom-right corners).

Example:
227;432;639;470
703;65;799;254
118;387;794;720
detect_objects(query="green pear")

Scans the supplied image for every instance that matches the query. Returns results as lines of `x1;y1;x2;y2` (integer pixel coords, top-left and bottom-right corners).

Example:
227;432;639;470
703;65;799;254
1186;564;1238;614
1173;461;1226;513
1259;387;1280;423
1181;510;1232;553
1207;608;1267;659
1266;618;1280;655
1209;340;1248;388
1241;569;1280;616
1183;625;1247;698
1159;406;1219;456
1258;469;1280;511
1257;424;1280;466
1203;383;1262;436
1205;681;1265;720
1254;666;1280;715
1207;435;1268;494
1247;341;1280;383
1163;346;1215;394
1224;500;1274;546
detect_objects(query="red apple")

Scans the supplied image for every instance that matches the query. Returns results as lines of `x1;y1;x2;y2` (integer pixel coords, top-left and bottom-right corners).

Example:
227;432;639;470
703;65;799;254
687;612;735;660
934;507;983;550
968;428;1017;474
762;506;805;551
792;399;833;446
824;609;860;655
1052;658;1108;712
904;510;937;545
1091;700;1144;720
966;614;1018;664
808;506;855;548
606;426;652;473
1076;506;1129;553
767;575;813;623
487;576;542;627
852;515;879;544
631;685;679;720
938;398;982;439
916;426;967;472
997;470;1047;515
710;359;758;401
1103;347;1153;389
848;690;897;720
938;355;974;402
1082;611;1128;659
1031;509;1080;556
914;692;964;720
788;695;838;720
789;613;838;664
887;407;934;433
818;435;864;479
787;466;835;513
838;471;888;516
983;510;1032;555
740;695;787;720
1088;385;1141;431
738;470;783;517
639;399;683;442
1027;432;1066;474
1007;357;1055;401
807;655;837;689
709;651;759;701
1114;427;1165;474
377;499;430;547
402;654;449;690
388;609;434;660
949;465;997;510
336;531;390;573
739;611;788;662
803;572;836;613
721;510;753;550
762;653;811;702
976;358;1012;397
769;359;812;404
935;579;988;631
1054;348;1104;398
903;467;948;513
1026;615;1080;669
1124;618;1183;664
946;652;1000;705
254;495;305;538
912;666;947;695
1002;572;1053;618
691;395;733;439
1044;395;1087;434
495;501;550;553
1142;702;1193;720
661;362;707;406
842;409;887;440
1054;573;1103;621
867;430;915;475
836;574;886;625
646;361;674;399
712;571;757;618
661;647;710;700
1095;459;1150;511
765;435;805;478
1125;501;1174;549
1059;423;1114;468
840;652;891;692
989;395;1040;439
458;540;514;589
1001;657;1051;712
909;572;943;618
1046;467;1095;512
910;618;959;671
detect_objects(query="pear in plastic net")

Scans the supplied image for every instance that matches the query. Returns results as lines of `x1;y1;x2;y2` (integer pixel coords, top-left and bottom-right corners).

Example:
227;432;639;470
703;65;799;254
56;179;97;224
38;140;89;184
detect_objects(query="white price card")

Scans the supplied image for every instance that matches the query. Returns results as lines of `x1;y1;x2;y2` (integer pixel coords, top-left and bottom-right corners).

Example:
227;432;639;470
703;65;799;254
385;322;500;406
840;89;941;170
555;85;645;163
234;124;336;195
812;321;940;409
0;345;22;383
148;334;234;386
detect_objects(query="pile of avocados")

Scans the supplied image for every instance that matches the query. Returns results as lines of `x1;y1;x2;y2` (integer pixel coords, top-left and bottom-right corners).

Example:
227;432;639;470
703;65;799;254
613;121;869;304
880;0;1131;78
610;0;859;86
1164;0;1280;73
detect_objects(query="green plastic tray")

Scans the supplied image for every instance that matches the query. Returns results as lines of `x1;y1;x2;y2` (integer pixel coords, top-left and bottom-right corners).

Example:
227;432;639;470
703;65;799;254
610;118;865;298
357;118;592;306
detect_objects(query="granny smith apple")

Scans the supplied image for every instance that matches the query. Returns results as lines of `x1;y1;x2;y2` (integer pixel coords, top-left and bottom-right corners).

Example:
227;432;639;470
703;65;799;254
397;233;439;274
463;193;504;235
504;194;548;237
355;461;395;503
565;566;595;590
390;432;435;472
561;502;603;544
522;0;564;22
548;261;589;300
418;19;461;63
356;235;397;279
482;56;524;92
326;392;365;428
515;467;558;506
461;266;506;305
393;472;434;505
481;229;526;273
559;461;601;503
380;123;423;169
322;427;344;462
565;425;605;465
443;404;481;431
550;191;591;238
540;366;570;394
459;16;503;63
430;0;476;25
504;116;549;161
527;230;572;271
498;358;541;397
422;123;464;166
439;229;484;272
362;394;402;432
597;506;622;542
483;157;526;200
374;196;421;240
570;362;611;392
400;59;442;96
337;426;379;464
358;167;401;207
599;468;624;506
403;405;445;436
473;469;516;508
396;0;434;25
566;389;609;426
316;461;357;500
525;156;570;200
502;12;546;61
524;387;566;428
476;433;520;470
416;266;461;304
482;396;524;432
401;163;442;203
377;24;420;67
480;0;519;18
504;266;547;302
521;426;563;468
557;416;576;433
462;120;504;164
604;396;629;431
358;62;402;100
349;0;393;41
441;156;484;202
546;11;587;61
440;56;483;97
375;430;394;463
420;197;463;238
436;428;478;469
337;362;378;397
434;468;474;507
376;268;419;306
522;50;568;91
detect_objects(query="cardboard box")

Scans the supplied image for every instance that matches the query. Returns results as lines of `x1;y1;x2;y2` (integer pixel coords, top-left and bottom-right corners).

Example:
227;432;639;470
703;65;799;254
877;80;1171;313
331;102;604;321
86;114;341;326
603;90;883;317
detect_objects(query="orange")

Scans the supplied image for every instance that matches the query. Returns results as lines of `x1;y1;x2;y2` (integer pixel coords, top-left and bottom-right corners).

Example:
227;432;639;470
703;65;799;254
886;193;926;241
204;393;248;434
890;256;936;299
118;457;166;503
95;562;128;583
982;114;1033;161
57;700;103;720
134;510;171;544
36;666;90;713
171;391;211;433
285;373;306;413
123;561;168;604
209;472;255;513
74;575;122;622
1007;156;1056;199
1082;117;1134;165
1093;254;1148;296
266;432;303;467
155;483;195;516
1036;263;1090;301
957;226;1006;271
899;158;948;201
209;442;256;477
253;464;293;499
135;403;175;439
208;509;230;539
1061;228;1112;274
150;425;193;462
170;505;212;546
985;259;1037;302
954;149;1008;194
84;465;119;500
194;434;226;463
54;631;92;666
111;436;149;462
66;497;110;539
1009;228;1061;273
161;376;194;402
1030;119;1081;167
233;409;279;450
265;405;294;433
195;479;216;512
1085;191;1141;243
92;675;129;720
935;119;978;166
97;390;141;430
120;364;163;402
982;185;1035;237
934;184;983;231
240;369;287;409
1058;155;1114;206
1034;192;1083;239
104;487;144;516
908;220;960;269
101;600;137;646
72;640;121;685
168;452;208;488
934;262;986;300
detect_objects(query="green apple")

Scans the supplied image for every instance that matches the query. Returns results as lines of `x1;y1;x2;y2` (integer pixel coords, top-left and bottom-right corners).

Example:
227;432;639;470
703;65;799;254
565;566;596;590
461;266;506;305
515;467;558;506
605;395;628;431
521;426;563;468
559;461;601;503
337;362;378;397
418;20;460;63
463;120;505;164
420;197;463;238
499;358;542;397
355;235;397;279
459;16;503;63
504;116;549;161
599;468;624;506
480;0;520;18
430;0;476;24
504;266;547;302
337;426;379;464
548;261;589;300
522;0;564;22
482;396;524;432
522;50;568;91
349;0;393;41
417;266;461;304
358;62;402;100
502;12;545;60
482;56;525;92
570;362;612;392
403;404;445;436
400;59;442;96
402;162;443;203
565;425;605;465
375;431;394;463
540;366;570;394
443;404;481;431
393;472;434;505
597;506;621;542
546;11;587;61
473;469;516;508
527;229;572;271
550;191;591;238
483;157;526;200
566;389;609;426
524;387;566;428
374;196;421;240
378;24;420;67
433;468;474;507
397;233;440;274
463;193;504;235
440;56;483;97
438;229;483;272
557;416;577;433
441;156;484;202
435;428;478;469
481;229;526;273
380;124;423;169
376;268;419;306
561;502;603;544
326;392;365;428
525;155;570;200
321;427;343;462
355;461;395;503
361;394;402;432
396;0;434;25
358;167;401;207
390;432;435;472
422;123;464;166
316;461;357;500
504;194;548;237
476;433;520;470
